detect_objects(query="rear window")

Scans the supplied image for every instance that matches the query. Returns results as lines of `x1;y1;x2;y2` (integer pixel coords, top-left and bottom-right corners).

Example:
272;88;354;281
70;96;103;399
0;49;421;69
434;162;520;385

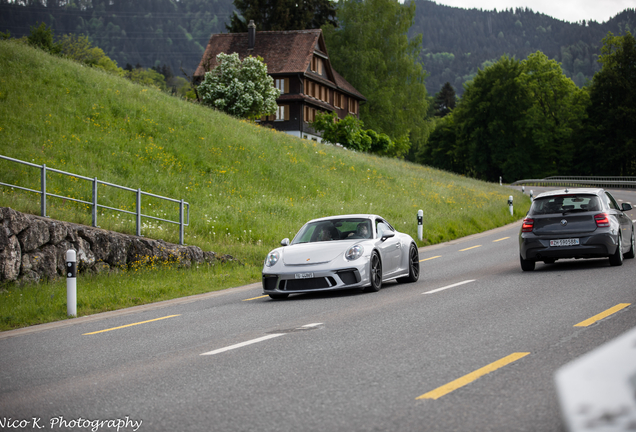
529;195;601;215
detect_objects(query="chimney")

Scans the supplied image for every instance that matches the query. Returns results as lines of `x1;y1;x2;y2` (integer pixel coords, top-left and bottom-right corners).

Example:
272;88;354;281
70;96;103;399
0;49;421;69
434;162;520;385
248;20;256;49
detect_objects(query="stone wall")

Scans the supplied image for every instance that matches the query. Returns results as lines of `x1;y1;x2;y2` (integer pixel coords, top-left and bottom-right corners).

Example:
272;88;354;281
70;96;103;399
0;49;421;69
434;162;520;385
0;207;230;284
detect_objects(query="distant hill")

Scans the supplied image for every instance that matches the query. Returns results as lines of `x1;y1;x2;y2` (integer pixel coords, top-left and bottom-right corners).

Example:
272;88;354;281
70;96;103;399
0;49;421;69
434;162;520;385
411;1;636;95
1;0;634;96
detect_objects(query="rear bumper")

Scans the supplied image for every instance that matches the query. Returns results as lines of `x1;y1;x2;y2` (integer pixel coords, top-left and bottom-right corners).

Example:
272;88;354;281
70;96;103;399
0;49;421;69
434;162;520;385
519;232;617;261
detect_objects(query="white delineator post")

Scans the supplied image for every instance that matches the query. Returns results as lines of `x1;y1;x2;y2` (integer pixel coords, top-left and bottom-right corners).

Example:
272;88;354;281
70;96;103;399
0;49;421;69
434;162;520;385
66;250;77;317
508;195;514;216
417;209;423;241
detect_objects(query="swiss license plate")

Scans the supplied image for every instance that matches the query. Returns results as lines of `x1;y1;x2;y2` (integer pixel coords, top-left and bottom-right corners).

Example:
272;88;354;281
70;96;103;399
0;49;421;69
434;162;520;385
295;272;314;279
550;238;579;247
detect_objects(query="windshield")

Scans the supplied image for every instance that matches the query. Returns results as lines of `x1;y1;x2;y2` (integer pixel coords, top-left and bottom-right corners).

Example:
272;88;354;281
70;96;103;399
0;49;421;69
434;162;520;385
292;218;372;244
529;195;601;215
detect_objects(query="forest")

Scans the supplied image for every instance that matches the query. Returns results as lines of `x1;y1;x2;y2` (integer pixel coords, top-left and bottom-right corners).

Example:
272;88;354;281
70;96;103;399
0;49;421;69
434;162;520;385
1;0;634;95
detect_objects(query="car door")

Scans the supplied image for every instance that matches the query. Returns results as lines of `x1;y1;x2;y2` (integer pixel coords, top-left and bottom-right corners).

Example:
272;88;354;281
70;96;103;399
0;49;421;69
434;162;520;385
605;191;631;251
375;218;401;276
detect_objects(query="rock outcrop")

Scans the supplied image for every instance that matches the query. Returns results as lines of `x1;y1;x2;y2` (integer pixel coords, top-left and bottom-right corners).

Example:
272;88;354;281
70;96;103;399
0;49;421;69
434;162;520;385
0;207;230;284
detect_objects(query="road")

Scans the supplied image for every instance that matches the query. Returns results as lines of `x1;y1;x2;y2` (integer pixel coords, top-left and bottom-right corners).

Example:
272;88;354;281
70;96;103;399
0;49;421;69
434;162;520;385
1;187;634;432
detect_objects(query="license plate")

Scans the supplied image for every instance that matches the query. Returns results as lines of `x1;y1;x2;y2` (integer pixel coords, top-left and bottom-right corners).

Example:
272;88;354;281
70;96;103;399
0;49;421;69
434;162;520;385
295;273;314;279
550;238;579;247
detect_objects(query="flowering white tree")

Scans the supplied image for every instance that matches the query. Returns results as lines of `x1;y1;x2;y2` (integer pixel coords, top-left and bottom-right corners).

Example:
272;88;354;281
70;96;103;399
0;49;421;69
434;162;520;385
197;52;280;119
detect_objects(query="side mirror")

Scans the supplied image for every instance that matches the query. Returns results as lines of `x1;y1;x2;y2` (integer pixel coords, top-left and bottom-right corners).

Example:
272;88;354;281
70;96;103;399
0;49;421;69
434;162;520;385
281;238;290;246
380;232;395;242
621;203;633;212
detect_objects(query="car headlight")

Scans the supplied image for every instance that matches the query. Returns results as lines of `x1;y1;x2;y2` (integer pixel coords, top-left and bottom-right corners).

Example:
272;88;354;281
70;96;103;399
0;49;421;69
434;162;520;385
345;244;364;261
265;251;280;267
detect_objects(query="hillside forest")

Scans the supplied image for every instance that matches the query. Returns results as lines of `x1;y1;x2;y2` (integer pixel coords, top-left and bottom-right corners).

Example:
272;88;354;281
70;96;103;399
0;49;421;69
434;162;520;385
1;0;634;95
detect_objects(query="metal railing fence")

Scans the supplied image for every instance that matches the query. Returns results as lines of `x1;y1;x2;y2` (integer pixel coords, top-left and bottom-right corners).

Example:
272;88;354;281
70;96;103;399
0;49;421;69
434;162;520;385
0;155;190;245
511;176;636;190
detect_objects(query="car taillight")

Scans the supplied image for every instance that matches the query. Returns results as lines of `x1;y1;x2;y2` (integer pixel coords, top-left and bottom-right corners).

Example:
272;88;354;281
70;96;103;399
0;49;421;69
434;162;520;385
594;213;610;227
522;218;534;232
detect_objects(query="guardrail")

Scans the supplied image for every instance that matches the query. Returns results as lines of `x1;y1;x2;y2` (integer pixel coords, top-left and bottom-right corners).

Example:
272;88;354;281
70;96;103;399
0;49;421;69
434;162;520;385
0;155;190;245
511;176;636;190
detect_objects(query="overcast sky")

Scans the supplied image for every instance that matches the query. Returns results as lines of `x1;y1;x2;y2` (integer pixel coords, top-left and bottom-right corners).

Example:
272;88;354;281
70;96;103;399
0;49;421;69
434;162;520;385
431;0;634;23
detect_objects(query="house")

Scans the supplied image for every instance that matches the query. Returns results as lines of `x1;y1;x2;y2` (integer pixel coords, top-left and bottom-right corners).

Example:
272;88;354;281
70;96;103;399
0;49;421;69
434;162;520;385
194;21;366;142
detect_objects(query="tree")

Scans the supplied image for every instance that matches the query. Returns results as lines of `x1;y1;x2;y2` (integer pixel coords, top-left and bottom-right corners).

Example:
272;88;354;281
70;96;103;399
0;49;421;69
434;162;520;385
452;56;534;181
312;112;370;152
57;33;122;75
424;53;588;182
578;32;636;175
27;22;61;54
227;0;337;32
125;67;167;90
433;82;456;117
312;112;394;153
197;52;280;119
322;0;429;158
519;51;589;176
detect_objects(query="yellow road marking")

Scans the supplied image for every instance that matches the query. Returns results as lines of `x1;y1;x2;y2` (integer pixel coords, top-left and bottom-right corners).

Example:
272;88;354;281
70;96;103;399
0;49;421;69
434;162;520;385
416;352;530;400
493;237;510;242
243;295;269;301
420;256;441;262
459;245;481;252
83;315;180;335
574;303;630;327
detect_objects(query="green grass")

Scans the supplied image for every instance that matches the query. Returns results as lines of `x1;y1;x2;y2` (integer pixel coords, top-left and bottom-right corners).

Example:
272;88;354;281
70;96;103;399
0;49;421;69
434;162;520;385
0;40;531;330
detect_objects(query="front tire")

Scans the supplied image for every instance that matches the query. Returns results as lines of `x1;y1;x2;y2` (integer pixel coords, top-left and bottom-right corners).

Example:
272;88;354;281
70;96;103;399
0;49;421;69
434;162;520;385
364;251;382;292
269;293;289;300
398;243;420;283
609;236;623;266
520;255;535;271
625;229;635;259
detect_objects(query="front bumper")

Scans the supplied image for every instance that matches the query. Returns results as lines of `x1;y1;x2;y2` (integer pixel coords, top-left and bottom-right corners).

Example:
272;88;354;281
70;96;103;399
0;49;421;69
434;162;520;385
262;265;368;294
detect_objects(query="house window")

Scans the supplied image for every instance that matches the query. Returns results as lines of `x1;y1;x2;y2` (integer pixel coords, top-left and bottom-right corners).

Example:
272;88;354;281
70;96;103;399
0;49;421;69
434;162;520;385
275;78;288;94
310;56;323;74
333;92;339;108
275;105;289;121
304;106;316;123
348;97;358;115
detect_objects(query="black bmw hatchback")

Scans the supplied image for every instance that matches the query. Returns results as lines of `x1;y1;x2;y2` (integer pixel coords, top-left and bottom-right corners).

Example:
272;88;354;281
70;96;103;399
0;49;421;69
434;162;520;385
519;188;635;271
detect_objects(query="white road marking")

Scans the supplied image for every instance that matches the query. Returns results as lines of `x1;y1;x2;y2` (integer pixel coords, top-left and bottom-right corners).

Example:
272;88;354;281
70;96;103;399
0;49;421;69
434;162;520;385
200;323;324;356
423;280;475;295
302;323;323;328
201;334;284;356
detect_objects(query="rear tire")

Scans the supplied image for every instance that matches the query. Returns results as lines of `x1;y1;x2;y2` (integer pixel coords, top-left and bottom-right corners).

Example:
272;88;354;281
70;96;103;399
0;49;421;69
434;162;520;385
609;236;623;266
363;252;382;292
625;230;635;259
397;244;420;283
520;255;535;271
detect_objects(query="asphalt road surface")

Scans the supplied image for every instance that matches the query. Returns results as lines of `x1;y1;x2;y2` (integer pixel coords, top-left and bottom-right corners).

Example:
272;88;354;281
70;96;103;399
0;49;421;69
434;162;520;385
1;187;634;432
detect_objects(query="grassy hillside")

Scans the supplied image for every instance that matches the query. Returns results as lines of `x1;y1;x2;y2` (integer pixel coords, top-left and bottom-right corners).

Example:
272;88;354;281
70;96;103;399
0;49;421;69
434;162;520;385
0;41;530;328
0;39;530;261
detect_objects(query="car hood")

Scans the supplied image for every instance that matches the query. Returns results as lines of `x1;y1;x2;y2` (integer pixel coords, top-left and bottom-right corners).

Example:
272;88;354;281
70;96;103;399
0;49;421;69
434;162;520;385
282;242;348;265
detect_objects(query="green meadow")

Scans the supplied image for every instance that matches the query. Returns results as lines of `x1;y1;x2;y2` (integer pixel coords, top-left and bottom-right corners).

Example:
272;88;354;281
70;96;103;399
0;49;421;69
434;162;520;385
0;40;530;330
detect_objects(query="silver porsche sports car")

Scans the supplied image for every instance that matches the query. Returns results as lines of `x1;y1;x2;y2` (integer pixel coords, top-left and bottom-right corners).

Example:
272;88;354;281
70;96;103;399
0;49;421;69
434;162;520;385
262;214;420;299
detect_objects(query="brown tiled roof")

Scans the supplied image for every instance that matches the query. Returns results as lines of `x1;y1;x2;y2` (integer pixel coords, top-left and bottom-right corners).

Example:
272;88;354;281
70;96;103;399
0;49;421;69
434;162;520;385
195;29;365;101
195;30;321;76
332;69;365;100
